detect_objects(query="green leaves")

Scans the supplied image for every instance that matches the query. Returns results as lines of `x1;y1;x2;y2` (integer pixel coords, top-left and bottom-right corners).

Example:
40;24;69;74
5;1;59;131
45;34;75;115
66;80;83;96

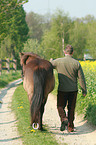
0;0;29;42
41;10;72;59
0;0;29;67
41;12;96;60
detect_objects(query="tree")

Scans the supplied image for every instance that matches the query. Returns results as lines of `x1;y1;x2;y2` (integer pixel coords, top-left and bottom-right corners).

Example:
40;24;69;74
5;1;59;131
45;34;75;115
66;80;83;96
85;21;96;59
23;39;42;56
0;37;12;58
8;5;29;58
68;20;88;59
41;10;72;60
0;0;29;67
0;0;29;69
68;15;96;59
82;15;96;23
0;0;28;43
25;12;51;42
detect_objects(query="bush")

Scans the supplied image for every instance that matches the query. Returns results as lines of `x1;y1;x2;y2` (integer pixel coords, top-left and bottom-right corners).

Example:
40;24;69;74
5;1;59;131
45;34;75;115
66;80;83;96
0;71;21;88
85;104;96;125
76;61;96;126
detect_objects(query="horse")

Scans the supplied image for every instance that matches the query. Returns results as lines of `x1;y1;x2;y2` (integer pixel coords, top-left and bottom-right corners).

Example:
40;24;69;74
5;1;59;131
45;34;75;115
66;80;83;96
20;52;55;130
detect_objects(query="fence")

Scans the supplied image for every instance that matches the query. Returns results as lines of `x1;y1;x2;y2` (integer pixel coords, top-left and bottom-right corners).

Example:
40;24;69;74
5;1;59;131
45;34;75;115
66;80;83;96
0;59;17;75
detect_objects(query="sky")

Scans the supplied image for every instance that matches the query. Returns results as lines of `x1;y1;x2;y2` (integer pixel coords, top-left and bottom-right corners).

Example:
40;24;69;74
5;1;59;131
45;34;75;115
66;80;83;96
23;0;96;18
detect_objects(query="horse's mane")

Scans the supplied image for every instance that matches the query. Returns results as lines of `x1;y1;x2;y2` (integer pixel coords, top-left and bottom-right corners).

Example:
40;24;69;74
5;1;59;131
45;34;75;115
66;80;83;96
23;52;41;58
20;52;41;65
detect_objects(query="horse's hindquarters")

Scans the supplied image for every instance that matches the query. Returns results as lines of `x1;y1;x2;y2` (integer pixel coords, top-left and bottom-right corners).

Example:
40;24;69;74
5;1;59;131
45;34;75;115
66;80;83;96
23;69;34;101
44;72;55;97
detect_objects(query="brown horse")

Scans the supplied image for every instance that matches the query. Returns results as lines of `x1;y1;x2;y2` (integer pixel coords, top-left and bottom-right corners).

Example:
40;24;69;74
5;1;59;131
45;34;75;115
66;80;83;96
20;52;55;130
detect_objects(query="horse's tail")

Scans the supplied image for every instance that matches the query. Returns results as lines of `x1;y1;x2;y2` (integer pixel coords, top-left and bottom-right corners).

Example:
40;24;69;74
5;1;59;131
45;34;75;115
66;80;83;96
31;68;46;124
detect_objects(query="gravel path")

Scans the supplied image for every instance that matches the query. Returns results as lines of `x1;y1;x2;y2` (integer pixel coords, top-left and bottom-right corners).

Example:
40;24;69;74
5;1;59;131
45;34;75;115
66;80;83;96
0;79;23;145
43;94;96;145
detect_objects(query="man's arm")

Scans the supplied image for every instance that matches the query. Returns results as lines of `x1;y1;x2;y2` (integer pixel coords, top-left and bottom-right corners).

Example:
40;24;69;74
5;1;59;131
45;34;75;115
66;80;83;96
50;58;57;69
78;64;87;96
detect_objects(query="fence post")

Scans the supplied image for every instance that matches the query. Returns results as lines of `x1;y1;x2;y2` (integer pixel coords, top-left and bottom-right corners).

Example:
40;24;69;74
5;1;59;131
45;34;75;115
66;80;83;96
13;59;17;71
0;58;17;74
6;58;10;73
0;59;2;75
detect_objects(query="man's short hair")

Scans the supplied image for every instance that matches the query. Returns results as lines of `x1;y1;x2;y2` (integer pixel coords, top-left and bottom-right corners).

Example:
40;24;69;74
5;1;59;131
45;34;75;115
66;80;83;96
65;44;73;54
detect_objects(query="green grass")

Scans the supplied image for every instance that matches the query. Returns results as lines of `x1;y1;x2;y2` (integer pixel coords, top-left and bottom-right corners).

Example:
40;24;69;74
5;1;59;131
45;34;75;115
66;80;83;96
0;71;21;88
12;84;58;145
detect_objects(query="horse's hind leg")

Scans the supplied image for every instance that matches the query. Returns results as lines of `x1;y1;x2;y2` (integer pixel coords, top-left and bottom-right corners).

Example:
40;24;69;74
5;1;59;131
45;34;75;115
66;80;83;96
38;104;44;130
38;98;47;130
39;99;47;130
28;95;33;126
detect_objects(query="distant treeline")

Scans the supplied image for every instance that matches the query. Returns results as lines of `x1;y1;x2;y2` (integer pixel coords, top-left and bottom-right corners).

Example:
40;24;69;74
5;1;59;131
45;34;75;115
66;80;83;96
0;1;96;69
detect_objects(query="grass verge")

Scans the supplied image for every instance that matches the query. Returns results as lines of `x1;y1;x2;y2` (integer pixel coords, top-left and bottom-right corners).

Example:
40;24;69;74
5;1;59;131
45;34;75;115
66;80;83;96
11;84;58;145
0;71;21;89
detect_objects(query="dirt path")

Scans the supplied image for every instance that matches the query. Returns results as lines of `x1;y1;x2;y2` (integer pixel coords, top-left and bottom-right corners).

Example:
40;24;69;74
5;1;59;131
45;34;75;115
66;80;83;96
0;80;96;145
43;94;96;145
0;79;23;145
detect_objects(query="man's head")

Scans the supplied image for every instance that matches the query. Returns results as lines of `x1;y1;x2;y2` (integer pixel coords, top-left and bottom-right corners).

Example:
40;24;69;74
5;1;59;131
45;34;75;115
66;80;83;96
64;44;73;55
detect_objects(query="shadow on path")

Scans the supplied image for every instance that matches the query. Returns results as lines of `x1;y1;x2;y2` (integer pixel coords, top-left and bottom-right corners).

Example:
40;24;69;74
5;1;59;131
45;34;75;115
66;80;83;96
0;119;17;125
0;136;22;142
50;120;96;136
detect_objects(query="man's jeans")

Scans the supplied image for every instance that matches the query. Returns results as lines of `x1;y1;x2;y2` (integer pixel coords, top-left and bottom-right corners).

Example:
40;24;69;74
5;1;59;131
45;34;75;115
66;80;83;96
57;90;77;129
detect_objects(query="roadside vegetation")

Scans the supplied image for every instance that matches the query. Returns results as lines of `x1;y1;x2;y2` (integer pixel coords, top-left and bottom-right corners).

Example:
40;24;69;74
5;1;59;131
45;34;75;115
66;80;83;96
76;61;96;125
0;71;21;89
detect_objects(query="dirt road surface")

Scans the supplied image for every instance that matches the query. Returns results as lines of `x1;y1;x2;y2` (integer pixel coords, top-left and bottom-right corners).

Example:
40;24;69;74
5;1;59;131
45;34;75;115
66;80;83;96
0;79;23;145
43;94;96;145
0;80;96;145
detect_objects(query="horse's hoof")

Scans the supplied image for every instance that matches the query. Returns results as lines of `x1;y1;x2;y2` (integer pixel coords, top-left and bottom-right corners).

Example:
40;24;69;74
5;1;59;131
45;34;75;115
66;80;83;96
38;128;43;131
32;123;39;130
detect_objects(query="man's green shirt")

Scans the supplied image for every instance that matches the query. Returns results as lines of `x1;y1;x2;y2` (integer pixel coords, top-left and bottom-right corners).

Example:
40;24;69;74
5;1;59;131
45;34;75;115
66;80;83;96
51;55;87;94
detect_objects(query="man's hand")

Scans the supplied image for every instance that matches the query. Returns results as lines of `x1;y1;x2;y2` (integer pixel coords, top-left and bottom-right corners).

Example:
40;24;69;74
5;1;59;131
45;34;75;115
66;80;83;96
50;58;53;62
82;94;86;97
82;90;87;97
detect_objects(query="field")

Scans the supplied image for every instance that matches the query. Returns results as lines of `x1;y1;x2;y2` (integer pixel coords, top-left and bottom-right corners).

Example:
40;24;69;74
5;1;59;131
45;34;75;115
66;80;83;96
76;60;96;125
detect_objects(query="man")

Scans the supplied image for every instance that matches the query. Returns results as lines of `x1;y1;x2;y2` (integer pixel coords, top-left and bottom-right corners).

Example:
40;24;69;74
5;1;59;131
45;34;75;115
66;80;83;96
50;44;87;132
